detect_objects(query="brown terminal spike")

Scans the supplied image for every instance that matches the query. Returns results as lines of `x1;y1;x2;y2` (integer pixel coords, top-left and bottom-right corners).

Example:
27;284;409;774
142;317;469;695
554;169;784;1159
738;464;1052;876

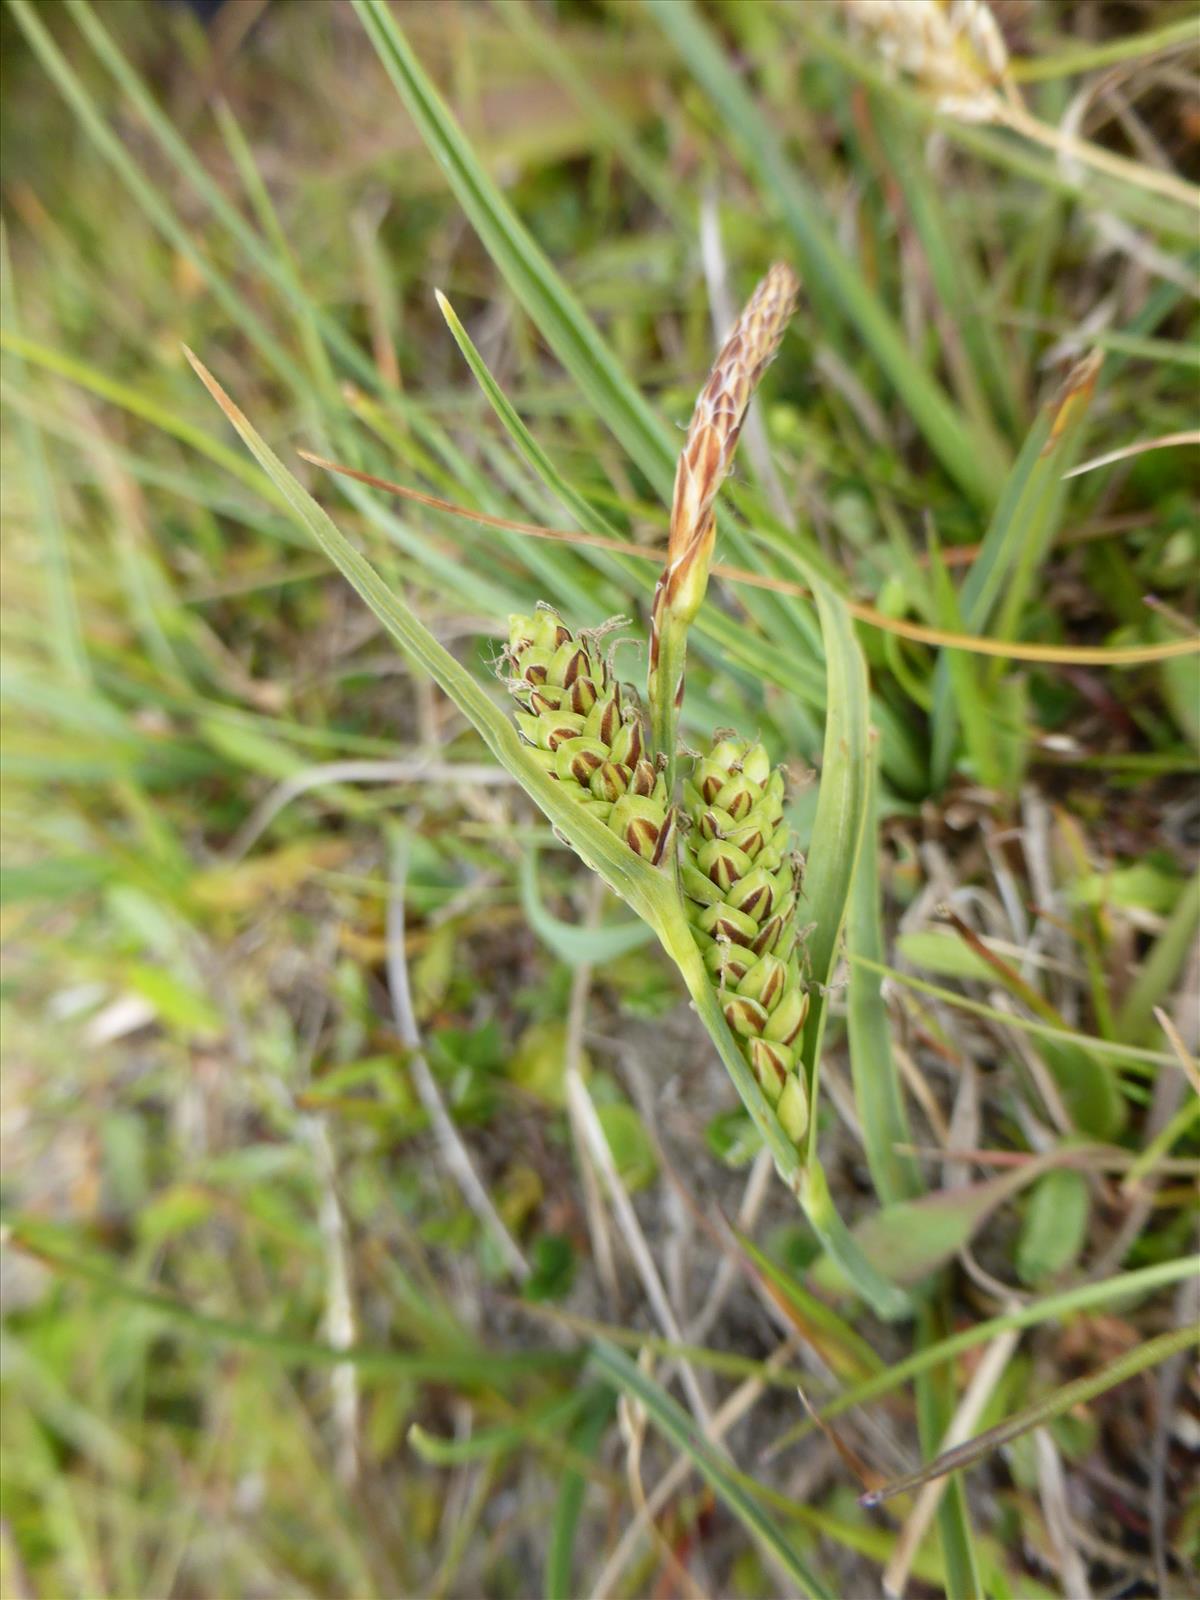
654;262;801;640
648;264;800;785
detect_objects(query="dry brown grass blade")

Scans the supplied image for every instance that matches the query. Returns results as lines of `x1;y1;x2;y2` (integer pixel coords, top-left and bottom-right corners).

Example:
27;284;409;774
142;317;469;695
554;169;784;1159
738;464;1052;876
1062;430;1200;480
298;452;1200;667
1153;1005;1200;1099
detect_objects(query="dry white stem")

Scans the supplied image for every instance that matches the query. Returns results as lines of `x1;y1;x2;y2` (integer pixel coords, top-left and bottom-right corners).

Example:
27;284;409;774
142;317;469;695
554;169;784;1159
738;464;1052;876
687;1144;774;1343
563;884;621;1308
883;1325;1021;1599
386;841;530;1282
306;1114;359;1487
565;1068;712;1430
1063;430;1200;481
989;992;1076;1137
618;1358;712;1600
1034;1429;1092;1600
891;1035;953;1146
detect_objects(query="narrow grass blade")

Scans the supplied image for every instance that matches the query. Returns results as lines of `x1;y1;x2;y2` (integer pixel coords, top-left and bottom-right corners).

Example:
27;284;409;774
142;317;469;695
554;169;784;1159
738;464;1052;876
866;1325;1199;1506
799;581;872;1137
803;17;1197;241
520;850;654;967
868;96;1020;442
1116;870;1200;1044
587;1338;836;1600
1011;16;1200;80
846;750;922;1206
1;233;89;687
915;1304;985;1600
407;1388;594;1466
768;1257;1198;1452
182;346;670;928
6;1219;576;1386
6;0;305;392
494;0;685;223
62;0;382;395
851;955;1181;1073
930;351;1103;783
353;0;676;498
0;330;285;506
546;1387;615;1600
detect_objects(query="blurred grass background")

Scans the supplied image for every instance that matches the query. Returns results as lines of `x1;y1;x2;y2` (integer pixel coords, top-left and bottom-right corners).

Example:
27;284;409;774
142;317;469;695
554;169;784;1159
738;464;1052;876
1;1;1198;1596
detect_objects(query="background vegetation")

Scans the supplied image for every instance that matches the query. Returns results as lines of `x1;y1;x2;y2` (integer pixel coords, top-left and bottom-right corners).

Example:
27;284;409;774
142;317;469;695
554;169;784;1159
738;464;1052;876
2;1;1197;1596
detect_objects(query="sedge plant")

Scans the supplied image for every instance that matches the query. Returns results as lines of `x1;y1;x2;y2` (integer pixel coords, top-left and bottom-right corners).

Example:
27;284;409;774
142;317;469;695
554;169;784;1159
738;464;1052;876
187;263;908;1319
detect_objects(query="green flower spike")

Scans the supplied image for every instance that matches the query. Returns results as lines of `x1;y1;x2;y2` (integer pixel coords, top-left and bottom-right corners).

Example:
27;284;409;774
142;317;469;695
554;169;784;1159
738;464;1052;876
682;735;810;1144
504;606;675;865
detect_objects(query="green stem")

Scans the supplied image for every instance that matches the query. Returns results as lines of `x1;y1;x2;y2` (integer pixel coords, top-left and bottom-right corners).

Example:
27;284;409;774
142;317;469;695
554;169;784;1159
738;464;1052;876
648;611;687;797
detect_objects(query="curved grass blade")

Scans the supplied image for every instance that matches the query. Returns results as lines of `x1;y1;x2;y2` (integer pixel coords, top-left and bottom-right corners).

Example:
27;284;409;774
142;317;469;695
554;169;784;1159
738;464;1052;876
62;0;383;397
7;0;305;393
520;850;655;967
407;1387;598;1467
0;330;287;508
852;955;1181;1073
587;1338;836;1600
798;580;872;1143
1;234;89;688
772;1257;1198;1459
915;1303;985;1600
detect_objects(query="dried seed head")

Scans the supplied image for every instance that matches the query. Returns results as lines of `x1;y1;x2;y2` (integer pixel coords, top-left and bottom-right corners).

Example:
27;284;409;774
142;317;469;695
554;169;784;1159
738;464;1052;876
659;263;801;629
843;0;1011;120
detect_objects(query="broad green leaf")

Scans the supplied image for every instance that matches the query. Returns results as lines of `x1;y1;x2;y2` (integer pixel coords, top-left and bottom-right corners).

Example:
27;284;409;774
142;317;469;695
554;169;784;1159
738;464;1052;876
595;1103;658;1192
813;1164;1052;1291
1016;1169;1090;1286
896;930;998;983
1039;1037;1127;1141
